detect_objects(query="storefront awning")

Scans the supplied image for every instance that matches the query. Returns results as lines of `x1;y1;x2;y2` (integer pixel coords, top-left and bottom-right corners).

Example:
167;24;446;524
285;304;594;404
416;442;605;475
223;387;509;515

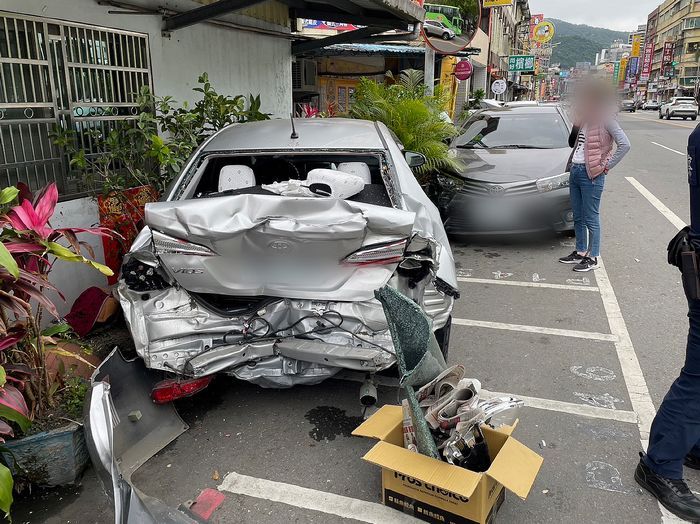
303;42;480;57
164;0;424;32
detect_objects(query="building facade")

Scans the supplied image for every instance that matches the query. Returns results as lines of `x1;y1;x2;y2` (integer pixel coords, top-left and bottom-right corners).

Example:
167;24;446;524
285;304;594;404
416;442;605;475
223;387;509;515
646;0;700;100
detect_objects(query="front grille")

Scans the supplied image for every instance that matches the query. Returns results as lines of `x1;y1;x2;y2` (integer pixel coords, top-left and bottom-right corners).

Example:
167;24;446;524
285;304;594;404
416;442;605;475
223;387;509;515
459;179;539;197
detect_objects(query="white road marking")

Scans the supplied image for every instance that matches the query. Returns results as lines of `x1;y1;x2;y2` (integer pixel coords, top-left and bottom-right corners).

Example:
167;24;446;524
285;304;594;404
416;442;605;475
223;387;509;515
218;471;421;524
625;177;687;230
596;258;657;442
452;317;618;342
458;277;600;292
482;390;637;424
651;141;685;156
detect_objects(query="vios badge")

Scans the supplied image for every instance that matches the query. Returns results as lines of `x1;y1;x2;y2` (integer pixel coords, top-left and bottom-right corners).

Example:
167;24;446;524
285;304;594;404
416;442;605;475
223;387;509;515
172;267;203;274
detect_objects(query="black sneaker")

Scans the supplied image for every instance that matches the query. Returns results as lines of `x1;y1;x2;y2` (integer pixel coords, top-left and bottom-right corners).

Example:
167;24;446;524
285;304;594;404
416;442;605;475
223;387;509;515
573;256;599;272
686;454;700;470
559;251;584;264
635;455;700;522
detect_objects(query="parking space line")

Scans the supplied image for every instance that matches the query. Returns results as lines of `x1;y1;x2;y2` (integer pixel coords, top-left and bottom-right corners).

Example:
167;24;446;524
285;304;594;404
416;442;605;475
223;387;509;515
651;141;685;156
452;317;618;342
596;259;657;441
626;177;686;231
458;277;600;292
482;389;638;424
218;471;420;524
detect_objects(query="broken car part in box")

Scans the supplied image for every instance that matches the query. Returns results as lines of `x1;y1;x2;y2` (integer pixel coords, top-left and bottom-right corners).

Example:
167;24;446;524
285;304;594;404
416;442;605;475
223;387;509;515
118;118;458;390
354;405;543;524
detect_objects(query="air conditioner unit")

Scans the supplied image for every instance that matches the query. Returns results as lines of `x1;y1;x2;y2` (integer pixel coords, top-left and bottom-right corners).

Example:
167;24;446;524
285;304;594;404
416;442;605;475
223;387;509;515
292;59;319;92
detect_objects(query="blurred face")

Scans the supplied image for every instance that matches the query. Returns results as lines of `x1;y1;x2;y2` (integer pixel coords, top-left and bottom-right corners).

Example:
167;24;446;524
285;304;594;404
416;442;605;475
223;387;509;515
574;81;613;122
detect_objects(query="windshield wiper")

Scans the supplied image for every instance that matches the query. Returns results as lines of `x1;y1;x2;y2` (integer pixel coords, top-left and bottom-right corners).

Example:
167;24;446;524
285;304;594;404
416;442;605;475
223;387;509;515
493;145;543;149
457;143;487;149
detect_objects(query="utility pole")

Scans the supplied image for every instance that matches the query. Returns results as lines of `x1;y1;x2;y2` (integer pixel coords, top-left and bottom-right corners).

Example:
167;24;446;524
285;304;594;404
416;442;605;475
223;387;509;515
425;46;436;95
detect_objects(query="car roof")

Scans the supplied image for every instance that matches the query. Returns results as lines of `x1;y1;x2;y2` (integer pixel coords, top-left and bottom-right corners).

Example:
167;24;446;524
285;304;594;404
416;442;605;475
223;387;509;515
203;118;386;151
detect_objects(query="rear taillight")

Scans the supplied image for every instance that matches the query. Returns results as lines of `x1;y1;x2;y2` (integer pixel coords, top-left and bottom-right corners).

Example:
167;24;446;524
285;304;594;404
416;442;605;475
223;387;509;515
151;375;213;404
342;238;408;266
152;230;215;256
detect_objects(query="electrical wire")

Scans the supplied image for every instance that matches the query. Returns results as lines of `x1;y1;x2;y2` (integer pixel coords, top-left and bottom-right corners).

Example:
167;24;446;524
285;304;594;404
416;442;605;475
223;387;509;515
180;309;396;375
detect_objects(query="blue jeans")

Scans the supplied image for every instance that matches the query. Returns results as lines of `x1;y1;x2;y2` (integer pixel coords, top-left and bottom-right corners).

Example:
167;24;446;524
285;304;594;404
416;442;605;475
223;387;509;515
645;298;700;479
569;163;605;258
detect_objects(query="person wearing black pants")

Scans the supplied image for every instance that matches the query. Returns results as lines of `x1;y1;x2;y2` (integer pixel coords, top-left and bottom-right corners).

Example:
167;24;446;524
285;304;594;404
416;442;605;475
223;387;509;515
635;124;700;522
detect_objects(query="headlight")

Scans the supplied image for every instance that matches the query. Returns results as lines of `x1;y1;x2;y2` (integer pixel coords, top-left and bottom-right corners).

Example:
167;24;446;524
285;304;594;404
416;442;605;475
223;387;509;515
536;173;570;193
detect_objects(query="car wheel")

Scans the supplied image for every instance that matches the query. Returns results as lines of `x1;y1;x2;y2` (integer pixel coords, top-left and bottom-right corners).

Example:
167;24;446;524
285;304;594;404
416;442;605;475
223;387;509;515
442;32;450;40
667;112;672;120
694;116;698;121
434;316;452;361
659;111;663;119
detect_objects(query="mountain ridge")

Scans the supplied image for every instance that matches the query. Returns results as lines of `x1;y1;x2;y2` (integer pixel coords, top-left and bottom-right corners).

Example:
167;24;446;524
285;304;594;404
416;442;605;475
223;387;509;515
547;19;630;69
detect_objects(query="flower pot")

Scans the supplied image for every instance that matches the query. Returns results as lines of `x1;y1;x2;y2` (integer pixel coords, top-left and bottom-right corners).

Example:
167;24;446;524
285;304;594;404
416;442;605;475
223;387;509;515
2;423;89;486
97;185;159;284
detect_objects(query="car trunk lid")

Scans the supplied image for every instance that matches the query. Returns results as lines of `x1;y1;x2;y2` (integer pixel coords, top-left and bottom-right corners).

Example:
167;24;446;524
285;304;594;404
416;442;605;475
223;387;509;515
145;194;416;301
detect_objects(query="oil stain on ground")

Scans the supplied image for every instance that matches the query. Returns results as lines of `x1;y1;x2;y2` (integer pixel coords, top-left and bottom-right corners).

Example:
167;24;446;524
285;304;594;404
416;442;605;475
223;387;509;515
305;406;365;441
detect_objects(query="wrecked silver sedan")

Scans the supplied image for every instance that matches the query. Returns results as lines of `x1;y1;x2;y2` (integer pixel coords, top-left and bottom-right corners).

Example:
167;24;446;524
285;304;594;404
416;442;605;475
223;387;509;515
118;118;459;398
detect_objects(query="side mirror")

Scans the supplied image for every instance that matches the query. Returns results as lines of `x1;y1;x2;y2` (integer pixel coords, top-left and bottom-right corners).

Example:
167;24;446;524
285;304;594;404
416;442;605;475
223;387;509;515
404;151;427;169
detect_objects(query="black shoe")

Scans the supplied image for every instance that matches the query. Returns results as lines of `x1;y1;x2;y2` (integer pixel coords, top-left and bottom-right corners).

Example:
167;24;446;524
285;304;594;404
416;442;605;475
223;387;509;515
573;256;599;272
559;251;584;264
635;456;700;522
686;454;700;470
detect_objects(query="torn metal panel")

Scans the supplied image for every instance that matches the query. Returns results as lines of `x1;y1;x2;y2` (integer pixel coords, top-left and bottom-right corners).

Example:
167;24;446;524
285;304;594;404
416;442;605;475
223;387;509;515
84;349;193;523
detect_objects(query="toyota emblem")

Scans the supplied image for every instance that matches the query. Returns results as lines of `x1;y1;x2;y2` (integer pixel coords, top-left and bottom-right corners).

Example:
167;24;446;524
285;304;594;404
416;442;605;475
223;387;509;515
488;185;505;196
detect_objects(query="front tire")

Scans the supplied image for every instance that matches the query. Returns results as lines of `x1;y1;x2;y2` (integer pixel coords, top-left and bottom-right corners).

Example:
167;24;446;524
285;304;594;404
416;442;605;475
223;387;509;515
442;32;450;40
667;112;672;120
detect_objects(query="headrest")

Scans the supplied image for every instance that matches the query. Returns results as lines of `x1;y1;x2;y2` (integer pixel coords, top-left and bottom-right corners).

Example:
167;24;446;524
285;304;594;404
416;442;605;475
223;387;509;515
219;165;256;192
306;169;365;199
337;162;372;184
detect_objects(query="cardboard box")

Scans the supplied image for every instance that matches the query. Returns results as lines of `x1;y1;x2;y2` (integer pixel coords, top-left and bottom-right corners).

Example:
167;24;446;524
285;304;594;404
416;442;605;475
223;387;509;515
353;405;543;524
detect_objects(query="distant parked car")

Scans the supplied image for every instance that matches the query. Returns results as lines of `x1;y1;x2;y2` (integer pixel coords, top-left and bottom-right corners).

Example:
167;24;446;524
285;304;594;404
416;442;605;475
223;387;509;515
443;106;574;236
620;99;636;112
660;97;698;120
643;100;660;110
424;20;455;40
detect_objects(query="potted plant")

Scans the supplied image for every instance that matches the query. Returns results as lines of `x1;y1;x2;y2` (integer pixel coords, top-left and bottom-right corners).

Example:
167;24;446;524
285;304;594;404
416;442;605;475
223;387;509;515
0;183;114;517
52;73;270;280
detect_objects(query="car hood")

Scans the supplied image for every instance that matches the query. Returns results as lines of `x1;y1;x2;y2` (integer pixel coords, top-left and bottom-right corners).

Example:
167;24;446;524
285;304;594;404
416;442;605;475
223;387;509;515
451;147;571;183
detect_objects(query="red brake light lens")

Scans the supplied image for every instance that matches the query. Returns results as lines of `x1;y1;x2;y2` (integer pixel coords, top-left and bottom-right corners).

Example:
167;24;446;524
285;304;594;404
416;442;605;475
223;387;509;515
342;238;408;266
151;376;213;404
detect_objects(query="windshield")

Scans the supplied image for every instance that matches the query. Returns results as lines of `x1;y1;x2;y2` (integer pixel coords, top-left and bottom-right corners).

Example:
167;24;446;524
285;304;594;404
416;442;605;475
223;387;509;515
675;98;697;104
454;111;570;150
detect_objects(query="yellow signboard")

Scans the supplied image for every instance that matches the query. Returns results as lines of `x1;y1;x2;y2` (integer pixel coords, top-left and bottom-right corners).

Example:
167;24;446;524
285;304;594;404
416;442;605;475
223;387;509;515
482;0;513;7
631;34;642;57
618;57;629;82
532;21;555;44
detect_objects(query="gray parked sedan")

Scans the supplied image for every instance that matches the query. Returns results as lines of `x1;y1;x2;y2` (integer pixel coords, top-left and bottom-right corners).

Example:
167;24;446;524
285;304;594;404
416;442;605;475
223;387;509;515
443;105;574;235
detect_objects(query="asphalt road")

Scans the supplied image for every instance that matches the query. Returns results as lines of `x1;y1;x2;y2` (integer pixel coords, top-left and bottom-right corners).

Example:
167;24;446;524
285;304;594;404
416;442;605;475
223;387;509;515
14;111;700;524
425;34;470;54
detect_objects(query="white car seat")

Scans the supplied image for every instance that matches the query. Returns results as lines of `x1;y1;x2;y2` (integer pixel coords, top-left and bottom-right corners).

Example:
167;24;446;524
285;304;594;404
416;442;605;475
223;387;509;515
337;162;372;184
306;168;365;199
218;165;256;192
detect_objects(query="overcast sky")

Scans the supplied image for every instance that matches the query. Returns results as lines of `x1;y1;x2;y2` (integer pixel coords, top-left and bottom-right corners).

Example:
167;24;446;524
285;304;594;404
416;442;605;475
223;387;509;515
528;0;660;31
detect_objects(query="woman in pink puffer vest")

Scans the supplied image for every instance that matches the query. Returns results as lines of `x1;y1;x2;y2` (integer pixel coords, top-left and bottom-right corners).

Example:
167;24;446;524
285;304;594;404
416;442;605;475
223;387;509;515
558;80;630;272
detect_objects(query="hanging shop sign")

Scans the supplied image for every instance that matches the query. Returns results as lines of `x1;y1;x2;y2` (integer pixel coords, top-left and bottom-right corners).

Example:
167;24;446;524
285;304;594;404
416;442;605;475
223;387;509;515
662;41;674;66
302;20;359;31
532;21;555;44
618;57;628;83
532;47;552;57
612;62;620;85
640;42;654;83
508;55;535;72
454;60;474;81
483;0;513;7
631;34;642;57
626;57;639;82
491;78;507;95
